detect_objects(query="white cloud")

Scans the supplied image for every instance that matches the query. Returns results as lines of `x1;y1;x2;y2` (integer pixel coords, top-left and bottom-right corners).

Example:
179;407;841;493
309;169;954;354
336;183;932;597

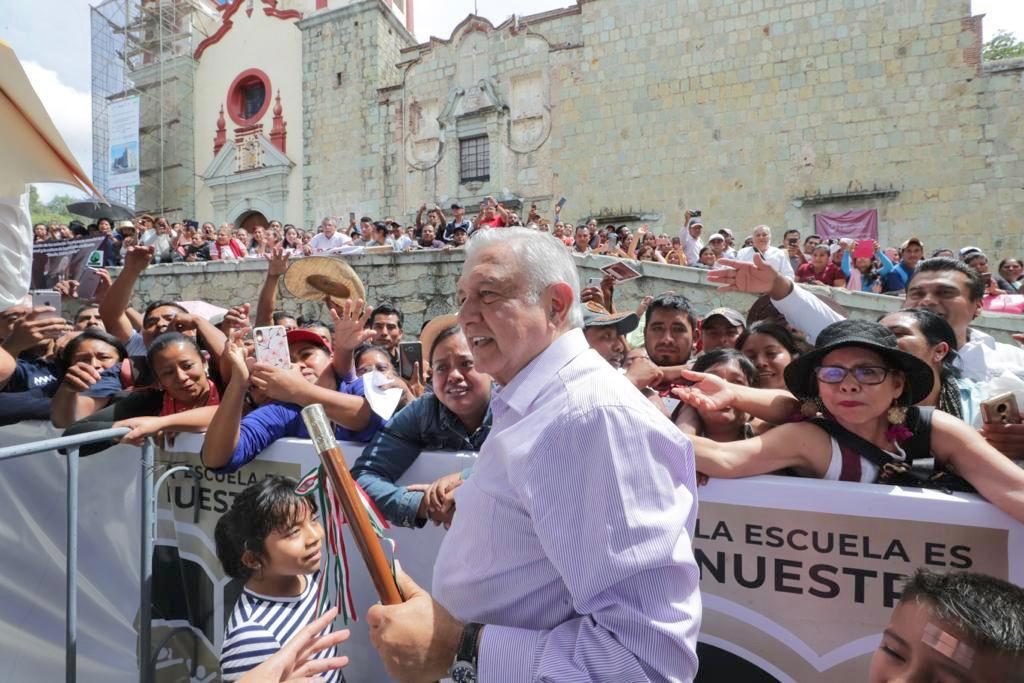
21;60;93;202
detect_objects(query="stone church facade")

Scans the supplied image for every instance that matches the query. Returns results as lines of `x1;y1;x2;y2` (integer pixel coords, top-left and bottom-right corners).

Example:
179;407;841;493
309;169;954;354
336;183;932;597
185;0;1023;254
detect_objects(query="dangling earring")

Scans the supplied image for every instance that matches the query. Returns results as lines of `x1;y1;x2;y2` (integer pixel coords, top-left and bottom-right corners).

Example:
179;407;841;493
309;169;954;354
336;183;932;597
801;397;824;418
887;403;908;425
886;401;913;443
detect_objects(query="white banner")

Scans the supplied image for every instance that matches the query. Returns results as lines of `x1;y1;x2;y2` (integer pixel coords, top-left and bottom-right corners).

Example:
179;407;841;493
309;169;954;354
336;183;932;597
107;96;139;189
0;423;1020;682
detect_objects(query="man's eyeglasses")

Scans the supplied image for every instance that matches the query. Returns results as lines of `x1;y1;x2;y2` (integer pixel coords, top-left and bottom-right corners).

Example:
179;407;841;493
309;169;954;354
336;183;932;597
815;365;890;385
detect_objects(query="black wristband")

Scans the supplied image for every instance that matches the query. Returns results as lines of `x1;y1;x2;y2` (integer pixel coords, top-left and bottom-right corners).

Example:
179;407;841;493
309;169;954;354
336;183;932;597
456;622;484;667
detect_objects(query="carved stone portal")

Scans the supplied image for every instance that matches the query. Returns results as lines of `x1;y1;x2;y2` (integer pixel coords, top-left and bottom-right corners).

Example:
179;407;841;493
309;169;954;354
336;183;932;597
235;130;265;172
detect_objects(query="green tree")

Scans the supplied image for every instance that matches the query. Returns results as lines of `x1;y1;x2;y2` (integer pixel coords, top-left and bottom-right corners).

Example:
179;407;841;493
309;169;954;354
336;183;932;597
982;30;1024;61
28;185;77;226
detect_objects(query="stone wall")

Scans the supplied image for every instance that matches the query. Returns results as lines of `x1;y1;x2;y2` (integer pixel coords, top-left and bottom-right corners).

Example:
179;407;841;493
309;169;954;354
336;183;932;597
299;0;1023;259
299;1;415;227
107;251;1022;343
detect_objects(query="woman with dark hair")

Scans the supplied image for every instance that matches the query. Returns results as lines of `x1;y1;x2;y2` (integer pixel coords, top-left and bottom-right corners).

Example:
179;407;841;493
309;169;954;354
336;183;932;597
353;342;417;406
694;246;717;269
795;244;844;286
998;257;1022;292
351;320;492;528
51;329;128;427
353;343;397;377
841;241;894;293
672;320;1024;523
673;349;757;442
737;320;806;391
877;308;977;421
63;332;222;452
282;225;302;252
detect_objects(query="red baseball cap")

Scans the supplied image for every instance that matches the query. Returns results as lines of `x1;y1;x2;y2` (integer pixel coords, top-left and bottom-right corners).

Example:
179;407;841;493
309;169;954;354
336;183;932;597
287;328;330;352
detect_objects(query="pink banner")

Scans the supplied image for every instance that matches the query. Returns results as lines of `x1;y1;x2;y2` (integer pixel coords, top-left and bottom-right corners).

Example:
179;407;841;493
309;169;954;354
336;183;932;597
813;209;878;240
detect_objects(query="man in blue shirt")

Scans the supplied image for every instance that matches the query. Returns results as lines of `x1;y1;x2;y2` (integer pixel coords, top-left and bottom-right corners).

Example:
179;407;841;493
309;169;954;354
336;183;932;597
883;237;925;294
202;328;382;473
442;203;473;242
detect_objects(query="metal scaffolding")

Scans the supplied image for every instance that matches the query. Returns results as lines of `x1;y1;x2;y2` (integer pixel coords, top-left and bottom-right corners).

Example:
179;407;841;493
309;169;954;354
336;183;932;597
91;0;199;220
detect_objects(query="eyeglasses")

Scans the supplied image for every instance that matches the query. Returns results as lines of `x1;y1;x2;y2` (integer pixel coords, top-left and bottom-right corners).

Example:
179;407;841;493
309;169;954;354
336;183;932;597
815;365;890;385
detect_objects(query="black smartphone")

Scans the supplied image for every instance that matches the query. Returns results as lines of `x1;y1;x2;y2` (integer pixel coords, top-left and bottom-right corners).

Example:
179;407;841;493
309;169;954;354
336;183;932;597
398;341;423;380
556;197;567;210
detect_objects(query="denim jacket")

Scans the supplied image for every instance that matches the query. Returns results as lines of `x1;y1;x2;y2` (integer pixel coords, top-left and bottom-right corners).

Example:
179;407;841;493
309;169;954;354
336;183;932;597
351;391;491;528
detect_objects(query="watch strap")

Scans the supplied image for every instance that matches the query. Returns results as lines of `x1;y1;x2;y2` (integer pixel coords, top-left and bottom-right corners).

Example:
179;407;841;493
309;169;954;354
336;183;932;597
456;622;484;667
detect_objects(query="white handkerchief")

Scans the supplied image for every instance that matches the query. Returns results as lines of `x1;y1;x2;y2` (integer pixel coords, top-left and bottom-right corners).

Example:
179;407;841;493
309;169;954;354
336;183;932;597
363;370;403;420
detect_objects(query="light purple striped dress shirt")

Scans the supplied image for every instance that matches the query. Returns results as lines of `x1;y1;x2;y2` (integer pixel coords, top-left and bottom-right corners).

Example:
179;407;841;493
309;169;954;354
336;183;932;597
433;329;701;682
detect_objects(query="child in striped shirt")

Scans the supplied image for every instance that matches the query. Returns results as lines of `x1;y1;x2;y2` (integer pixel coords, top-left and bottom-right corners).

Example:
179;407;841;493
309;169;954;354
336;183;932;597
215;475;346;682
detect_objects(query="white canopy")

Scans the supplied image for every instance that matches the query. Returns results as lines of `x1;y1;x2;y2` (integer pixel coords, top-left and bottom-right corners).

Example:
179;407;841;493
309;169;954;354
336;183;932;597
0;39;103;308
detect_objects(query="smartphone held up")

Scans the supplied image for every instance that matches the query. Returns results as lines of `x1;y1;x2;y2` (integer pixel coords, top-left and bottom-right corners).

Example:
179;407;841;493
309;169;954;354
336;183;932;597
398;341;423;381
253;325;291;369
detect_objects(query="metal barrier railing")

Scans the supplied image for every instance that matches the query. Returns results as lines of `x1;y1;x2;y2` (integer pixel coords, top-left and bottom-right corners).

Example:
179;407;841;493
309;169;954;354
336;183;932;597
0;429;165;683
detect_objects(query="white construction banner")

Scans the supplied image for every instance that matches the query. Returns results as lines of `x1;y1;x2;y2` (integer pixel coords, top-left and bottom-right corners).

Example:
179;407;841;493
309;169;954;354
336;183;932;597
107;96;140;189
0;422;1021;682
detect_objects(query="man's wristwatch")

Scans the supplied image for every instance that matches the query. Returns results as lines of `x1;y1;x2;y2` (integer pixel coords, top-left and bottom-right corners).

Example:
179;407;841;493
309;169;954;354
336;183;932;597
448;622;484;683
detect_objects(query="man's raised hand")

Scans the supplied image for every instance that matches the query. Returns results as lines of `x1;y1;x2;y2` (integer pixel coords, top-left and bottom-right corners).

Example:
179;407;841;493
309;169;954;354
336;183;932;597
327;298;374;352
267;247;291;277
706;254;778;294
123;245;155;271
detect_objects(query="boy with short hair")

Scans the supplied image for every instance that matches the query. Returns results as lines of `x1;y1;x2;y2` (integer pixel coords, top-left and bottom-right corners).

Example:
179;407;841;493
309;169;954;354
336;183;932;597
869;569;1024;682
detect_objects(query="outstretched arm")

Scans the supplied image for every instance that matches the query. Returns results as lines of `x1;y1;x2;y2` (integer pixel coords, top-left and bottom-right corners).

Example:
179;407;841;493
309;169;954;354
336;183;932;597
672;369;799;424
689;421;829;479
327;298;374;380
708;254;844;344
254;248;289;327
51;363;110;427
100;245;153;343
931;410;1024;524
250;362;372;432
200;334;250;468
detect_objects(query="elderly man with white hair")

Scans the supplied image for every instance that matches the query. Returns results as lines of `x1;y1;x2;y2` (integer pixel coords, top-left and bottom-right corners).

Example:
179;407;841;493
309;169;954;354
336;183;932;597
367;227;702;682
735;224;794;277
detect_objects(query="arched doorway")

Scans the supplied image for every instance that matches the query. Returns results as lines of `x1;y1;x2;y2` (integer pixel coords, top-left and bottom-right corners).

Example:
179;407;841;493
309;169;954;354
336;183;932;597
237;210;268;234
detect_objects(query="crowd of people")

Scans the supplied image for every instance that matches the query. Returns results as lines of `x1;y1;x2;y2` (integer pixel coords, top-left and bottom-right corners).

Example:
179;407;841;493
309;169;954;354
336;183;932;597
10;209;1024;681
35;201;1024;318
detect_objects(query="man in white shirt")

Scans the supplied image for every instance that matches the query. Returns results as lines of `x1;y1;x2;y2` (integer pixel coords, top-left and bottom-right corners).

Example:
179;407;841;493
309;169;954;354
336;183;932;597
140;218;175;263
735;225;794;277
708;254;1024;457
680;216;704;266
304;217;351;253
366;228;701;682
386;220;414;251
718;228;738;258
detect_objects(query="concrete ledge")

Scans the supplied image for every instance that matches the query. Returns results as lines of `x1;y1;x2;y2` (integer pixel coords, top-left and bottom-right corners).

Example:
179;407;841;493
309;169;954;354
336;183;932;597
107;251;1021;344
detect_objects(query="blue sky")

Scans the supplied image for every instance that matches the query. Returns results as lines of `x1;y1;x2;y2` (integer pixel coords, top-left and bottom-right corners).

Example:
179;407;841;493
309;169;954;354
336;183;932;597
4;0;1021;202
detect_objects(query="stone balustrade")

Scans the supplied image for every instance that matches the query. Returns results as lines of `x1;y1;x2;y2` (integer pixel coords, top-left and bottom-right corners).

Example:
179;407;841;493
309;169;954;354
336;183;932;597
102;250;1022;343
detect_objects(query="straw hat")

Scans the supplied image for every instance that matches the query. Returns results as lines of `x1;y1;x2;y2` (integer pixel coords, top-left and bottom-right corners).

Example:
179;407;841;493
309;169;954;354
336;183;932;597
283;256;366;305
419;313;459;364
